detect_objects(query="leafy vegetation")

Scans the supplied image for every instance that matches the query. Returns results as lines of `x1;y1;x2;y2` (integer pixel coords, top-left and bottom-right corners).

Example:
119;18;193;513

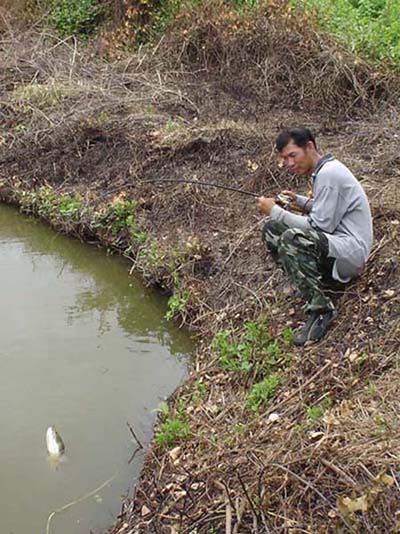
19;186;83;223
292;0;400;66
213;321;293;375
165;290;190;321
154;418;190;448
154;398;191;448
246;373;281;412
212;321;294;412
48;0;105;37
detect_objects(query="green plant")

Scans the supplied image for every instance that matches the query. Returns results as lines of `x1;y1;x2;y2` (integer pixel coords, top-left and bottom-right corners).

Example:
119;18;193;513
165;290;190;320
49;0;105;37
155;418;190;448
58;194;82;220
213;321;293;375
192;380;208;403
138;239;165;268
306;404;324;421
281;326;295;346
246;374;281;412
291;0;400;67
157;401;170;418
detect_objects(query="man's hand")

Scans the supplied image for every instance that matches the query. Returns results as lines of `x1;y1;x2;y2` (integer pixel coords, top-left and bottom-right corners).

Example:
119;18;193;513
257;196;276;216
281;190;297;200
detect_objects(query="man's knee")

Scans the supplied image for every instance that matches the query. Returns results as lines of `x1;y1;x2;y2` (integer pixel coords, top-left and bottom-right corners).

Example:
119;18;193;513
262;218;287;245
279;228;304;254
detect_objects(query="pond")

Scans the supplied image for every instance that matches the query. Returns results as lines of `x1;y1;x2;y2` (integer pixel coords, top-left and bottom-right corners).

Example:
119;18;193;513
0;204;193;534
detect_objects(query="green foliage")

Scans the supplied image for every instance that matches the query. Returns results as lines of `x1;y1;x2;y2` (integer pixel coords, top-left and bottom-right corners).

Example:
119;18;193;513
292;0;400;66
48;0;105;37
246;374;281;412
306;404;324;421
306;396;332;421
165;290;190;321
157;401;170;418
19;186;82;223
191;380;208;404
213;321;293;375
154;417;190;448
108;198;138;236
138;239;165;268
58;194;82;220
154;397;190;448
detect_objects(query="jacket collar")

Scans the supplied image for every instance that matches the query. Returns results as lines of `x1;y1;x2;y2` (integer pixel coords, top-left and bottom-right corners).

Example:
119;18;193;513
311;153;334;182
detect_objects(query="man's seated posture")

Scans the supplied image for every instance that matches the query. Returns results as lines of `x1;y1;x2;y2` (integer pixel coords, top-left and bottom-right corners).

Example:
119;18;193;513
258;128;373;345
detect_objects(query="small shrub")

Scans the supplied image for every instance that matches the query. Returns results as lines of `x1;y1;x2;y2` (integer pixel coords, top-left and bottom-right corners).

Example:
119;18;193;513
49;0;105;37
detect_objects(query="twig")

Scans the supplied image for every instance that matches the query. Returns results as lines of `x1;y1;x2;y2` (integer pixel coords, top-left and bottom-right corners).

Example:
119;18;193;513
271;463;354;531
268;360;332;414
320;458;358;487
126;421;144;450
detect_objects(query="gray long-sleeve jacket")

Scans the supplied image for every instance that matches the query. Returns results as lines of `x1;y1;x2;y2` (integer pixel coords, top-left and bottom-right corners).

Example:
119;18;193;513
269;156;373;282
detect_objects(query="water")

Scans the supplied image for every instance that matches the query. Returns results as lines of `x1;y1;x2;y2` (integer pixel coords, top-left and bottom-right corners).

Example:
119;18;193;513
0;204;193;534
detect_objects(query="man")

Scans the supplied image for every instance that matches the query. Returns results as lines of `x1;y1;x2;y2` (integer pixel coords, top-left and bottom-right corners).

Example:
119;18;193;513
258;127;373;345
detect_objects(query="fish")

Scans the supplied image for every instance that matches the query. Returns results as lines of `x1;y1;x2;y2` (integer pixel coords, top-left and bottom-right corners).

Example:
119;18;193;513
46;426;65;457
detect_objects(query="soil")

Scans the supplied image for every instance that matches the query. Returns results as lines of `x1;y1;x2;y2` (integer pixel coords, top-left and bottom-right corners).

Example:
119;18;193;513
0;4;400;533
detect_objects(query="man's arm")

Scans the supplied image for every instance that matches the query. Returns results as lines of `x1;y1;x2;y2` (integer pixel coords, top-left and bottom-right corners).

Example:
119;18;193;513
295;194;313;213
269;204;312;231
281;190;313;213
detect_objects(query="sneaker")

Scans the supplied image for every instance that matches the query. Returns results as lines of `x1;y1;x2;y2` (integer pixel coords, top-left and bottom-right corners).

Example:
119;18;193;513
308;309;337;341
294;311;320;346
294;309;337;346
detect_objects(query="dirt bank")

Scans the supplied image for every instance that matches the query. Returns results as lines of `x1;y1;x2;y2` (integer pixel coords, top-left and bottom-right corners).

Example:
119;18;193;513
1;4;400;532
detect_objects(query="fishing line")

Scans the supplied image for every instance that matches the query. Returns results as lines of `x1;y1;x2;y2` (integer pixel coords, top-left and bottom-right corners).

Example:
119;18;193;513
142;178;259;198
45;472;118;534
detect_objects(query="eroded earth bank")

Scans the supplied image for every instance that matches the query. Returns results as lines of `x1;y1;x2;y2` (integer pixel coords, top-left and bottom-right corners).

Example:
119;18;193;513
1;4;400;532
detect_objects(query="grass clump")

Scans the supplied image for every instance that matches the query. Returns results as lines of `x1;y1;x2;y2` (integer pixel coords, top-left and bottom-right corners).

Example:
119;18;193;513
155;418;190;448
154;399;190;448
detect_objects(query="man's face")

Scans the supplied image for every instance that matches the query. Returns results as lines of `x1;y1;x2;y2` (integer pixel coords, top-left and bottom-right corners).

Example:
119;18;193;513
279;140;315;177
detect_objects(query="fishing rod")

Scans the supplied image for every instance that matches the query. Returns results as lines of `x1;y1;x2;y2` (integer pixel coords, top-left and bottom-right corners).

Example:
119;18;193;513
142;178;259;198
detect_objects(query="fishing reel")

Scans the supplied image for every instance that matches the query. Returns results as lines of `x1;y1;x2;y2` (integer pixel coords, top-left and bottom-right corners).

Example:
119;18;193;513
275;193;292;209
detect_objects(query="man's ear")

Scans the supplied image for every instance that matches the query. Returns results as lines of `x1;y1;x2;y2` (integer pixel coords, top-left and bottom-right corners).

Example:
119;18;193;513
306;140;316;153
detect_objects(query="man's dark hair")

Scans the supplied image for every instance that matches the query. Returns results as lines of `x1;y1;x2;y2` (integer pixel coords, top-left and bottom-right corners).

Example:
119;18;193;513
275;128;317;152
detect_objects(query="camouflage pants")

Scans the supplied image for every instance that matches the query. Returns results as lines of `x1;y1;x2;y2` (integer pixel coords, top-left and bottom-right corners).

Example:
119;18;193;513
262;218;336;312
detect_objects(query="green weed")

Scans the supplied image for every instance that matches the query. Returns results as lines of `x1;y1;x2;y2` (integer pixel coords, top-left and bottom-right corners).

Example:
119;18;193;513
155;418;190;448
306;396;332;421
18;186;83;224
246;374;281;412
306;404;324;421
165;290;190;320
58;194;82;220
191;380;208;404
213;321;293;375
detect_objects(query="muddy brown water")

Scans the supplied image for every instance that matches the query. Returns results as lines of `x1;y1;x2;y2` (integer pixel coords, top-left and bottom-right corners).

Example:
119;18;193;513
0;203;193;534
